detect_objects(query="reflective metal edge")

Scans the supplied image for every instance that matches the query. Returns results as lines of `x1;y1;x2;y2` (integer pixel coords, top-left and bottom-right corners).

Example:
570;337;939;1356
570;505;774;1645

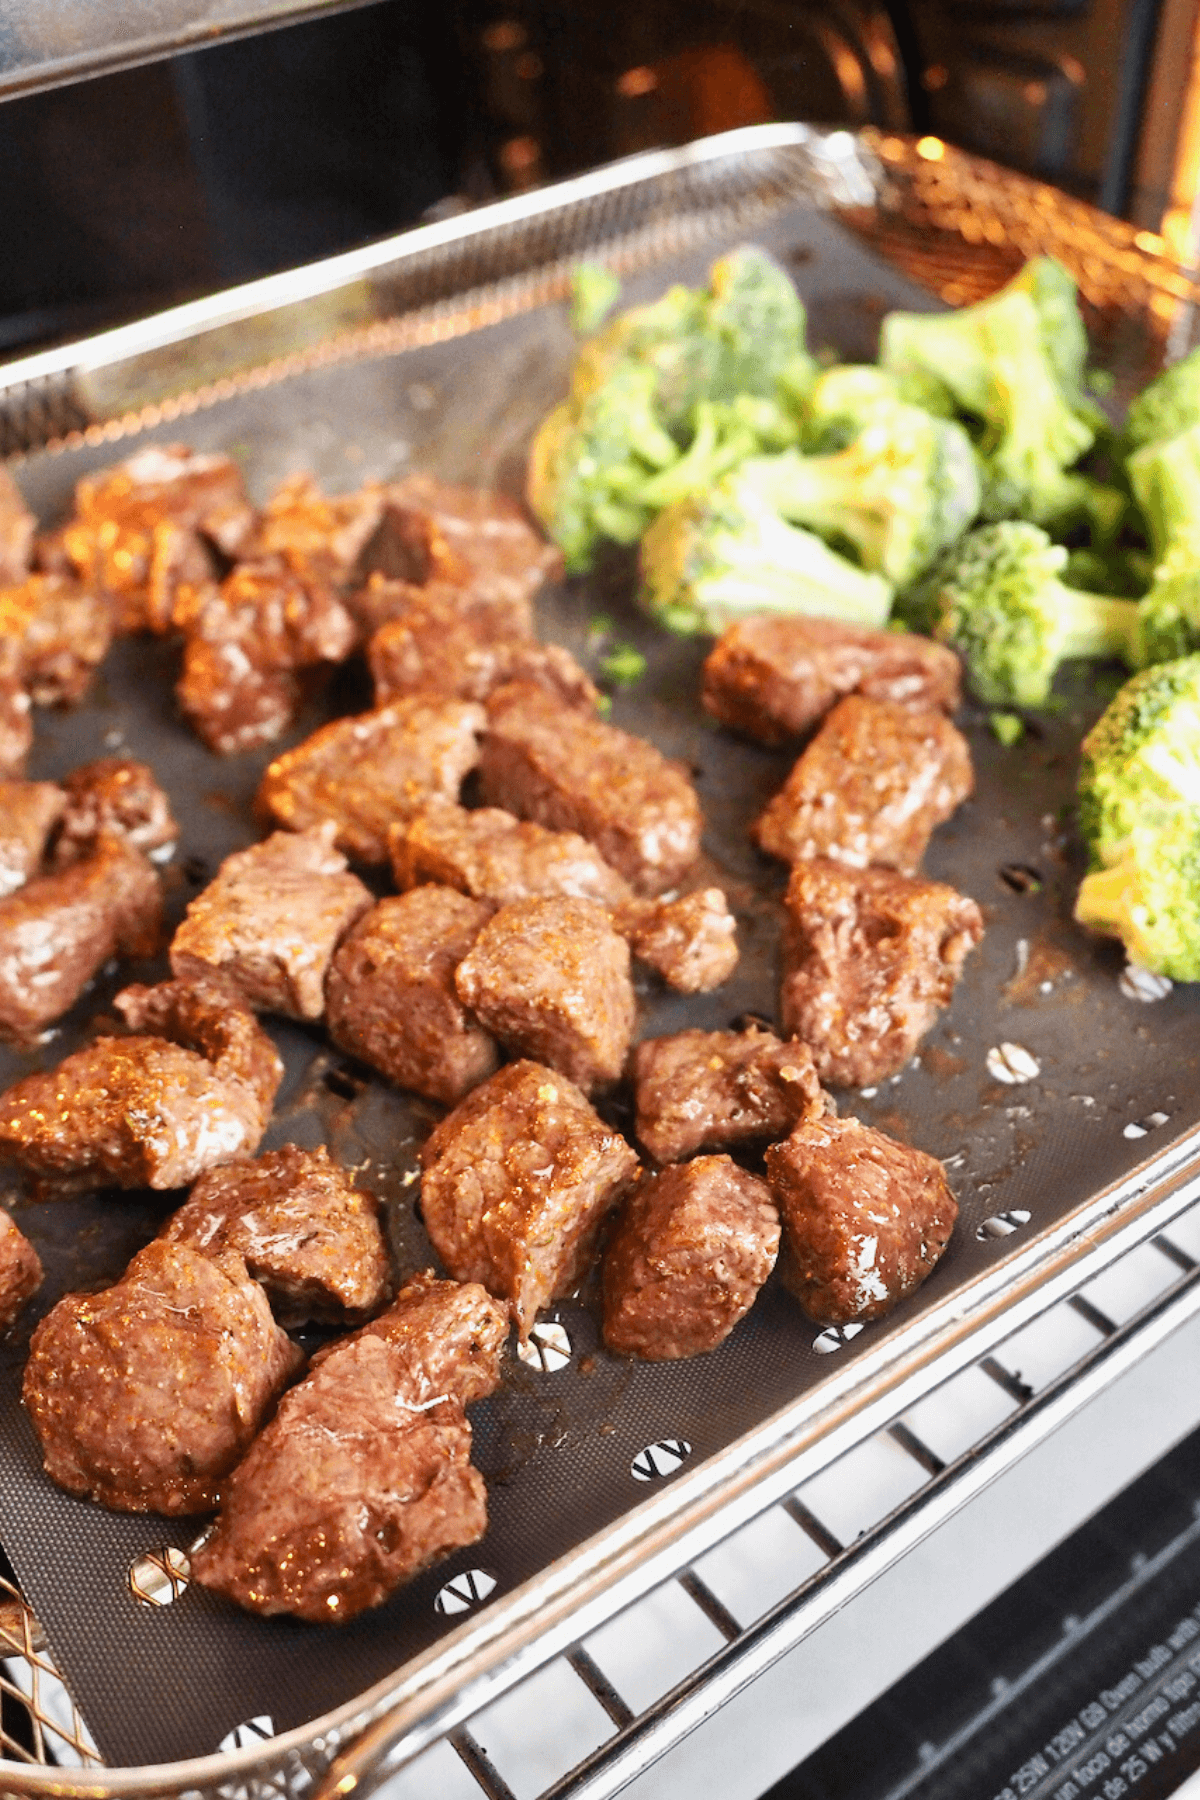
4;1124;1200;1800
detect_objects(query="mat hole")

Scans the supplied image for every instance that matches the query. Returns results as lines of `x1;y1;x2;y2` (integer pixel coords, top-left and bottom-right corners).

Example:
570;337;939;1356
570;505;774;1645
129;1547;190;1607
631;1438;692;1482
219;1716;275;1753
517;1321;572;1372
998;862;1043;894
976;1209;1032;1241
322;1066;363;1101
436;1569;497;1615
1119;965;1173;1003
1124;1111;1171;1140
813;1322;865;1354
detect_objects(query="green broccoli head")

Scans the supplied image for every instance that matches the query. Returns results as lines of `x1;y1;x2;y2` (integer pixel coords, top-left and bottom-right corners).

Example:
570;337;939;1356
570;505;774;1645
570;261;622;335
1132;528;1200;668
1127;421;1200;559
918;520;1138;708
1007;257;1090;403
1124;345;1200;455
1074;811;1200;980
707;246;809;401
1077;653;1200;868
638;471;893;637
739;403;980;588
802;365;911;451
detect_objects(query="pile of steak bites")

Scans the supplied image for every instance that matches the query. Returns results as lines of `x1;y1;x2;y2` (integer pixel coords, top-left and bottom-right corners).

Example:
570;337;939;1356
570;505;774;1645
0;449;982;1625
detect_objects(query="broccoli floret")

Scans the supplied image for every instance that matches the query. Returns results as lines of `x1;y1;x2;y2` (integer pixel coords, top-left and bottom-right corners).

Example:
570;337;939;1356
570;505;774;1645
1008;257;1092;407
1077;654;1200;868
736;403;980;588
1075;811;1200;979
706;246;809;401
802;365;910;451
570;262;622;335
1130;528;1200;668
638;472;893;637
1124;345;1200;455
915;521;1138;708
1127;421;1200;559
879;274;1096;526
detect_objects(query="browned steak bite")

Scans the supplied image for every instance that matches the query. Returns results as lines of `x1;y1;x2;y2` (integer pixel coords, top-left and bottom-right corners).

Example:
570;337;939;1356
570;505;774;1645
420;1059;640;1336
366;474;563;608
455;895;635;1092
603;1157;779;1360
614;889;739;994
781;859;985;1088
0;1206;42;1329
175;557;358;755
0;679;31;777
753;695;974;873
765;1114;957;1325
480;680;702;895
0;837;161;1038
325;889;499;1105
632;1026;828;1165
170;826;372;1021
23;1240;302;1514
702;616;962;746
257;697;485;864
248;473;386;593
0;977;282;1190
53;758;176;864
0;468;35;587
370;600;597;712
350;572;534;642
0;780;65;896
161;1144;390;1325
391;803;633;906
0;576;113;708
63;445;255;633
191;1271;500;1622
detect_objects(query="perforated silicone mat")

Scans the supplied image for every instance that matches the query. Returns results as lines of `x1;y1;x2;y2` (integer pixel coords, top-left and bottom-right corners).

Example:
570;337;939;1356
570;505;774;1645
0;203;1195;1770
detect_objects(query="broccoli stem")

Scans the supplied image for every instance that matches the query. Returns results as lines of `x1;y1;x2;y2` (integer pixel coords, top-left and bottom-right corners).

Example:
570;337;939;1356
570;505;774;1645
1057;587;1140;665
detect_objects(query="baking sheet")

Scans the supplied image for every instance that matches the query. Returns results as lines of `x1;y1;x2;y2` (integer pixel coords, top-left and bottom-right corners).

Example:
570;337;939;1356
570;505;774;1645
0;200;1194;1771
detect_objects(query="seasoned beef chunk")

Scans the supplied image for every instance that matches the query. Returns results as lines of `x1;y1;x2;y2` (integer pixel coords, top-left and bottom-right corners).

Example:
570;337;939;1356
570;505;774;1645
753;696;974;873
350;573;533;642
0;575;113;707
420;1059;640;1335
0;467;35;586
349;1270;509;1403
64;446;255;633
391;803;632;906
366;475;562;607
480;681;702;895
0;679;32;776
455;896;635;1092
603;1157;779;1360
250;473;386;593
0;977;282;1190
23;1240;302;1514
53;758;176;864
0;1206;42;1329
370;601;597;711
702;616;962;745
765;1114;957;1325
781;859;985;1088
632;1026;827;1165
175;559;358;755
325;889;499;1104
614;889;739;994
0;837;161;1038
170;826;372;1021
0;780;65;896
192;1324;485;1622
257;697;485;864
161;1144;390;1325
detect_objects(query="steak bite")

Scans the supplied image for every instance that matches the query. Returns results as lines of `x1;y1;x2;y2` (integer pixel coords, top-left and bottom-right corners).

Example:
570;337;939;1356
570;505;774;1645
0;977;282;1191
53;758;176;864
351;572;533;642
420;1059;640;1335
0;779;65;896
63;445;255;633
614;889;739;994
161;1144;390;1325
702;616;962;746
0;575;113;708
366;474;562;607
325;888;499;1105
479;681;703;895
23;1239;302;1514
170;826;372;1021
632;1026;828;1165
603;1157;779;1360
369;601;597;711
257;697;485;864
765;1114;957;1325
0;1207;42;1329
454;895;635;1092
781;859;985;1088
250;473;387;594
753;696;974;873
175;559;358;757
391;803;633;907
350;1270;509;1403
191;1279;495;1623
0;468;35;586
0;837;162;1038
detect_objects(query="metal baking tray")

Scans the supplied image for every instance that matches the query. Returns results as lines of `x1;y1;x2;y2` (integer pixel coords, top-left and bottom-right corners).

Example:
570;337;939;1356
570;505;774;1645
3;123;1200;1798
